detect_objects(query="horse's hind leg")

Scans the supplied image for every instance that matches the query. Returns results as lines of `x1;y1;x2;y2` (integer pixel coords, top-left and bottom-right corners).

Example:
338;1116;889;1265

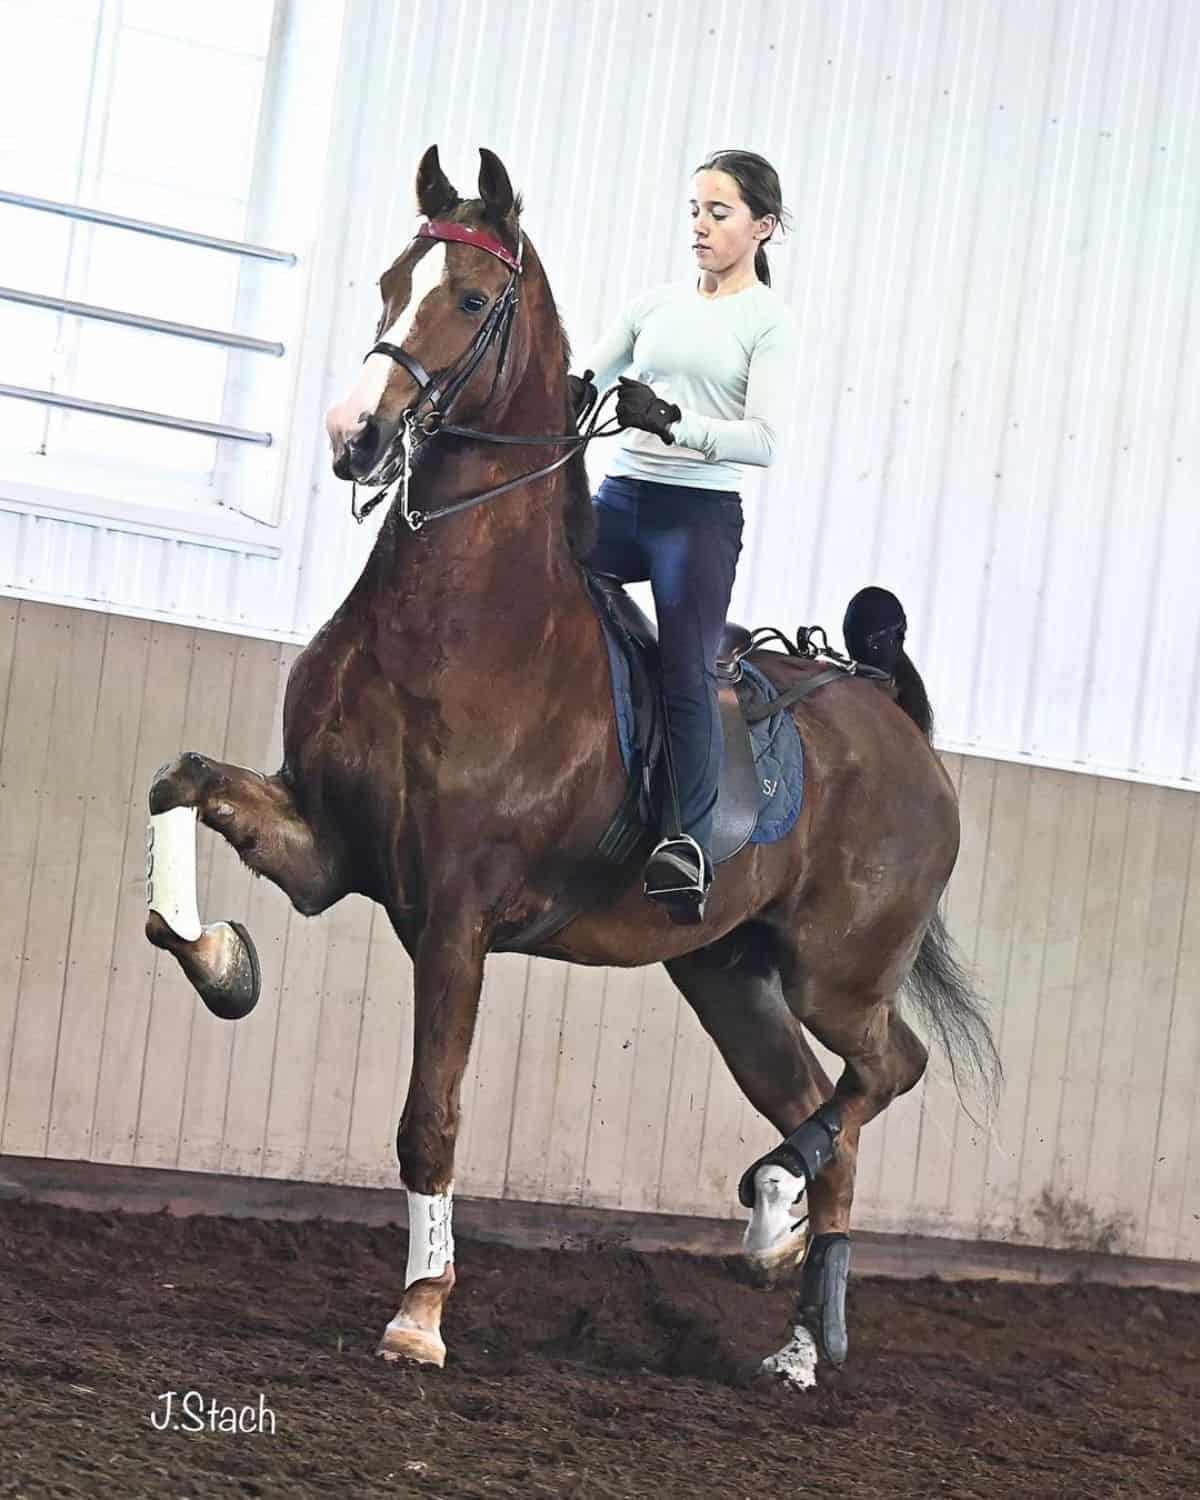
664;925;833;1284
145;752;346;1018
740;968;929;1379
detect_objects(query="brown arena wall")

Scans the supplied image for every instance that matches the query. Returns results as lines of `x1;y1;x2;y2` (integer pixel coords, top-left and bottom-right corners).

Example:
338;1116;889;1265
0;597;1196;1264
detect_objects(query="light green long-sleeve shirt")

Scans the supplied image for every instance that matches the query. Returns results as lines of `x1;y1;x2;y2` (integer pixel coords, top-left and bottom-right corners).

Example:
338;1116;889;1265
583;278;801;492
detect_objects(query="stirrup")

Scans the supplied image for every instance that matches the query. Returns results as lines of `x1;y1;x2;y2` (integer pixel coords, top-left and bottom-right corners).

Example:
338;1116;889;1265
644;835;710;924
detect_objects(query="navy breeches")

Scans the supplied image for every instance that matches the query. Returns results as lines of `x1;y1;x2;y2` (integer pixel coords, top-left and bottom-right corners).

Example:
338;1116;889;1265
586;475;744;860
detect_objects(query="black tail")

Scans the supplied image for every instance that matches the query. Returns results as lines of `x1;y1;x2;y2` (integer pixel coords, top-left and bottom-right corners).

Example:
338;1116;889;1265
893;648;934;740
843;587;992;1097
842;586;934;740
905;909;1001;1108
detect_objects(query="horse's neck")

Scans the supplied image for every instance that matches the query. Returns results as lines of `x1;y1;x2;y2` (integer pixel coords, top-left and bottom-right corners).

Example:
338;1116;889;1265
353;383;589;676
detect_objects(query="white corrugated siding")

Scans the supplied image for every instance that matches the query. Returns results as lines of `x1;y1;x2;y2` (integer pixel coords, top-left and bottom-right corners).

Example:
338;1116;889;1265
3;0;1198;790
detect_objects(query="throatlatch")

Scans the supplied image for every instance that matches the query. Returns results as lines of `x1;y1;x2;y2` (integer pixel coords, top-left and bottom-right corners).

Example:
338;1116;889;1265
737;1102;843;1207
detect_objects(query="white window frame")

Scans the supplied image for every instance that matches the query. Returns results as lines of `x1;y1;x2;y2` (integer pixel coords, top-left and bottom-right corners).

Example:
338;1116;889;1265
0;0;344;560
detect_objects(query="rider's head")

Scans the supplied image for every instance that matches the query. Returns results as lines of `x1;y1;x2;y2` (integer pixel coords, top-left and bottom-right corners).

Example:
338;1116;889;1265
325;146;521;482
690;150;787;286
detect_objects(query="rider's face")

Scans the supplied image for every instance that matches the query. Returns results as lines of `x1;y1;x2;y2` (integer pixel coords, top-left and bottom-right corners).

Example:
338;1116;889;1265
689;169;774;277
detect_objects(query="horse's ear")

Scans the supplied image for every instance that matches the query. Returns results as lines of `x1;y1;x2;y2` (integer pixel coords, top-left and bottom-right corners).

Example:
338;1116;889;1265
416;145;461;219
478;148;519;230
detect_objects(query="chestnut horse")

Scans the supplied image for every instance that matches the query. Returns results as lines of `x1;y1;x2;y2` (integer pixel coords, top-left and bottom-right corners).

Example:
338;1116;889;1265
144;146;995;1390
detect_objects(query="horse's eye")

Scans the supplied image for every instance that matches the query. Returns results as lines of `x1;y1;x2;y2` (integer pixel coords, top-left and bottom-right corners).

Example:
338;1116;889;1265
461;293;488;314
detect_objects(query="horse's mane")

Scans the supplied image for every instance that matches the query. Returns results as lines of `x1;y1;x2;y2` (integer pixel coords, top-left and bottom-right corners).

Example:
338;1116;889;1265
510;226;597;561
451;198;597;561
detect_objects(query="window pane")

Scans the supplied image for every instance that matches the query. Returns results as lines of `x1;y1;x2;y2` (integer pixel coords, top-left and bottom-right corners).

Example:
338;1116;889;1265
0;1;97;190
102;31;268;203
60;320;226;470
122;0;276;56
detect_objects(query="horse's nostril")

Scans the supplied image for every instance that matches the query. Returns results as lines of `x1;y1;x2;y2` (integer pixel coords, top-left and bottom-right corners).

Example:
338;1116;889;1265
332;416;381;481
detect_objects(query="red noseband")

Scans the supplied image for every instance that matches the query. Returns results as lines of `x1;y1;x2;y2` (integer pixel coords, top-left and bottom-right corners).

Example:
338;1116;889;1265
418;219;522;272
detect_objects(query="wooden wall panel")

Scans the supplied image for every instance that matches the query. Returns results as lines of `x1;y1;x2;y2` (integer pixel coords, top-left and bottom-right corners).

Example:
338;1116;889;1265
1;601;1197;1262
3;608;105;1155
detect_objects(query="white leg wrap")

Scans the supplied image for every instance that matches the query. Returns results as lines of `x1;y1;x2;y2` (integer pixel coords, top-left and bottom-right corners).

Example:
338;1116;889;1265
761;1324;819;1390
743;1163;807;1266
405;1189;454;1287
146;807;202;942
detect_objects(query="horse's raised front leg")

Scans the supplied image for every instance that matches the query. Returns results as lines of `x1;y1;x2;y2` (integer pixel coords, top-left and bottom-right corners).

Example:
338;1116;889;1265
145;752;347;1019
377;913;486;1369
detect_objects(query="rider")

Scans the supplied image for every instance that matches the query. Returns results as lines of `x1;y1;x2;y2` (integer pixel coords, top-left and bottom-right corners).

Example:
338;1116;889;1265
574;149;801;923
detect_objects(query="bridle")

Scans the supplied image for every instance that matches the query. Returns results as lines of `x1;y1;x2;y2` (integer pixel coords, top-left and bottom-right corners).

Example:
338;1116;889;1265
349;218;619;530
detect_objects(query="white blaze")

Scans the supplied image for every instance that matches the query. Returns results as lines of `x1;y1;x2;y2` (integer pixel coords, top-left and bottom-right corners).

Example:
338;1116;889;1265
325;242;448;452
405;1188;454;1287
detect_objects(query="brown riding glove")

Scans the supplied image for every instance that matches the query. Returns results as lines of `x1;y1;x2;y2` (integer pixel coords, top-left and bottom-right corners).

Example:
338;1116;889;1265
616;376;681;445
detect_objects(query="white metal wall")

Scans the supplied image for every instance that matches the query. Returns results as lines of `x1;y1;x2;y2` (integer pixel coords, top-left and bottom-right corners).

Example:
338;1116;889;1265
2;0;1198;791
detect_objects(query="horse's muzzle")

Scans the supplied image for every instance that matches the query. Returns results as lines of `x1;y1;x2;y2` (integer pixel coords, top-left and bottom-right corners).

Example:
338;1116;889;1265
332;414;383;481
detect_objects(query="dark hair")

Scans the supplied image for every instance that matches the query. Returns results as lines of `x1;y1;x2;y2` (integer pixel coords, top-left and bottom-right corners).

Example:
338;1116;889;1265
694;149;788;285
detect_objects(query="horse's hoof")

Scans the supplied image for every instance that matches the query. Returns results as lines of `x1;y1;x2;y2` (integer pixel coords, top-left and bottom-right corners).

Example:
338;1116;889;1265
198;921;260;1020
376;1320;446;1368
742;1164;807;1284
147;914;261;1020
744;1232;808;1287
760;1325;819;1391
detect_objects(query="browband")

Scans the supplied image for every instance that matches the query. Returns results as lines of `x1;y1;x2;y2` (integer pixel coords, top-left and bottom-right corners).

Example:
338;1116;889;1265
418;219;522;272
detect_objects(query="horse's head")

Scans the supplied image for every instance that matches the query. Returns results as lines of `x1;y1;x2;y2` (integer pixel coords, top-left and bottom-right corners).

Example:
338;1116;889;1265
326;145;526;483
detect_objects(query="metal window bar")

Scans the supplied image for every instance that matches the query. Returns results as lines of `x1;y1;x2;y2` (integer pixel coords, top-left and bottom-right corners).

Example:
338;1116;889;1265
0;286;285;357
0;187;294;444
0;385;272;446
0;188;296;264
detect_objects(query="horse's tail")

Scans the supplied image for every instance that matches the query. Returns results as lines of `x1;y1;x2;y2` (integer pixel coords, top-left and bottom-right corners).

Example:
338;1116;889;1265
842;586;997;1101
906;908;1002;1108
843;585;935;740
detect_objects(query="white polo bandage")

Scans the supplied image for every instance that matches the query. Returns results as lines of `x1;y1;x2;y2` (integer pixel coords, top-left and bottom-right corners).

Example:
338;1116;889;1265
405;1189;454;1287
146;807;203;942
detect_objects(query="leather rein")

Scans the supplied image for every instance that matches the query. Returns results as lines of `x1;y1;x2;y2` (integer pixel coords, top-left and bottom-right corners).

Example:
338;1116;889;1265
350;219;620;529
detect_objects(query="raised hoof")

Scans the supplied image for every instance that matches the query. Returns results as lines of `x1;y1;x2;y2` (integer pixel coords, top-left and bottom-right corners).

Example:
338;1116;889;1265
760;1325;819;1391
145;913;261;1021
742;1163;808;1285
376;1322;446;1368
744;1232;808;1288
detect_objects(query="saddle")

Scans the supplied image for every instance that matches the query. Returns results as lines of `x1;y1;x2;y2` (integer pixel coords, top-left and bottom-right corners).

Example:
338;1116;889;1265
493;577;902;952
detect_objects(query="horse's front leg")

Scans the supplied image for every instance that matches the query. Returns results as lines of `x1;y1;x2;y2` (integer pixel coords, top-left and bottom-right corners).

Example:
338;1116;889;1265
145;751;347;1019
377;915;487;1369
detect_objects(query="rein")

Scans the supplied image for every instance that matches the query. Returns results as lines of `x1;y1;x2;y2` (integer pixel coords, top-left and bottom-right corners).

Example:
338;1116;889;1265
349;219;621;529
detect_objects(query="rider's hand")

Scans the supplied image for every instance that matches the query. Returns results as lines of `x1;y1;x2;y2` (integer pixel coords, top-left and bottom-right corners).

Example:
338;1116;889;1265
567;368;597;422
616;377;681;445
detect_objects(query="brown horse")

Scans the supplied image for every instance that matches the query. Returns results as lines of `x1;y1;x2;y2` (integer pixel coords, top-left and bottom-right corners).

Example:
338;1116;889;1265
144;145;995;1390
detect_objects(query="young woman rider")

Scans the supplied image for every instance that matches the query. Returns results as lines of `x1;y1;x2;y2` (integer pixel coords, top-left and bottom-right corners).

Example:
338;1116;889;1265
574;149;801;924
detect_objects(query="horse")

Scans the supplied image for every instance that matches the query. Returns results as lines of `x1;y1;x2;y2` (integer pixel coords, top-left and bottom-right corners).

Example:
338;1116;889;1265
144;145;996;1390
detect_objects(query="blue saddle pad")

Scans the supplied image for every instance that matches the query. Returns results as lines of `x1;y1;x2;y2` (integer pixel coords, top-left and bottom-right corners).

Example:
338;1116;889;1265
598;632;804;847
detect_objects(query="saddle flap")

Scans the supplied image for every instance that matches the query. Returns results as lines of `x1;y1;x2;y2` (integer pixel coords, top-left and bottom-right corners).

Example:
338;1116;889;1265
709;677;760;864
